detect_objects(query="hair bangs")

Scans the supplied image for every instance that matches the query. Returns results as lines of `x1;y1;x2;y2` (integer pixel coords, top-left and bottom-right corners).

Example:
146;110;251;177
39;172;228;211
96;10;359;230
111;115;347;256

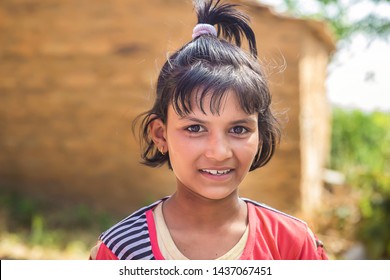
171;63;264;117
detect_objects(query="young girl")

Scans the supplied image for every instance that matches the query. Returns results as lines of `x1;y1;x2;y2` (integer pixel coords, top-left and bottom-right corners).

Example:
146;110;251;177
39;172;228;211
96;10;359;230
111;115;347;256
90;0;327;260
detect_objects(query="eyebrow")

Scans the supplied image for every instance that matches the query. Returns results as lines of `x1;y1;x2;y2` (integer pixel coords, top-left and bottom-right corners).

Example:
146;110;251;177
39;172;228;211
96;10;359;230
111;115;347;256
180;116;257;126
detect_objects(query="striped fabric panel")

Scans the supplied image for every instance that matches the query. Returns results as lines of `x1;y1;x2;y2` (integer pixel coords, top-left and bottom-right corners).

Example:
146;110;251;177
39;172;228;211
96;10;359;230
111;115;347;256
100;199;166;260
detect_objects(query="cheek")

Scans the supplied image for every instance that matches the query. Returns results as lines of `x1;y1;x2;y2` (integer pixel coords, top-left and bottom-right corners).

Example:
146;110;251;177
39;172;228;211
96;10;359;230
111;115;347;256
166;132;198;161
235;136;260;162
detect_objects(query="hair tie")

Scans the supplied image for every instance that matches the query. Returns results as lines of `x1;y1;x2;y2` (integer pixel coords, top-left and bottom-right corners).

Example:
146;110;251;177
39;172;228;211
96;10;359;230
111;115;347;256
192;23;217;39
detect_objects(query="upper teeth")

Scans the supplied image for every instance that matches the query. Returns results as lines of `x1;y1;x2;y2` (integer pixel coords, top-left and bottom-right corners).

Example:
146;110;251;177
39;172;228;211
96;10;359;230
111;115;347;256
202;169;230;175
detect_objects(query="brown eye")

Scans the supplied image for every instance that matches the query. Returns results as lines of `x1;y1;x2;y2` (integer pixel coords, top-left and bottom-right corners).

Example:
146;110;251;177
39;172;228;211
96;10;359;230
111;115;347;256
187;125;204;133
230;126;248;134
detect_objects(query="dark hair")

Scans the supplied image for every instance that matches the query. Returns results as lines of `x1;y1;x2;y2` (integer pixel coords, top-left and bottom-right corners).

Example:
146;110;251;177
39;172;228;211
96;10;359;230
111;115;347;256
133;0;281;171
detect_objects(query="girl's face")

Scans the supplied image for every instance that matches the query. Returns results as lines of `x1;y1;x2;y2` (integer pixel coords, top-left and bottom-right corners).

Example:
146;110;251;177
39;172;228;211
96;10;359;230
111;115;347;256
155;91;260;201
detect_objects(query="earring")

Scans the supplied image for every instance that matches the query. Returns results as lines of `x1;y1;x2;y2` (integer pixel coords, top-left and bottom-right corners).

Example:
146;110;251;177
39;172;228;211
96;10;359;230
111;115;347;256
159;147;165;155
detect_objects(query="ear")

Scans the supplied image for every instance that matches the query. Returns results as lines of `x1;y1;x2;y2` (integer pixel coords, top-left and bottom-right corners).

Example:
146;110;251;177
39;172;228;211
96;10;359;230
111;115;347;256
149;117;167;154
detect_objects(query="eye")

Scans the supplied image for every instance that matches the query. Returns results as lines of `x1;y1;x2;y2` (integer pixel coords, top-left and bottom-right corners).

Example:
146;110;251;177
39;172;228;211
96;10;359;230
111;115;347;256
230;126;248;135
186;125;205;133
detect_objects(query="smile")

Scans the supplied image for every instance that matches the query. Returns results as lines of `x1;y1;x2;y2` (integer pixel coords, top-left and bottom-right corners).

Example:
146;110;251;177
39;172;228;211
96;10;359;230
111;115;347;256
200;169;232;176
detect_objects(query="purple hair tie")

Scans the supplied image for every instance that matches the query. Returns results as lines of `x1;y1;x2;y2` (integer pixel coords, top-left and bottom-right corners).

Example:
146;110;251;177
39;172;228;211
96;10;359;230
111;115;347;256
192;23;217;39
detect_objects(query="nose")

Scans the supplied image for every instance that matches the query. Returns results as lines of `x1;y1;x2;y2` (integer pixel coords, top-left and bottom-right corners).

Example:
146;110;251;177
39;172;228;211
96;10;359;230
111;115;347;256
204;132;233;161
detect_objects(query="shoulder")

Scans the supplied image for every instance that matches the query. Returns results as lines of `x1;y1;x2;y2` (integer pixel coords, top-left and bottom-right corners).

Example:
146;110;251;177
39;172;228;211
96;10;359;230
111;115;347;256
244;198;308;231
98;198;166;260
244;198;324;259
245;199;316;259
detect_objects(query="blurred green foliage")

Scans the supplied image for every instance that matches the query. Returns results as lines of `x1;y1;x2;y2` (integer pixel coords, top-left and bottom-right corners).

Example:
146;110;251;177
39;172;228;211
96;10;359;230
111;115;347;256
330;108;390;259
0;191;117;250
281;0;390;42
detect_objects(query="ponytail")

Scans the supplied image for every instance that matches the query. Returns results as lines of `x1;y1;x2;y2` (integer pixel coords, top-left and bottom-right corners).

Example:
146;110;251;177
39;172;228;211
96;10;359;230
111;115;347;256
194;0;257;57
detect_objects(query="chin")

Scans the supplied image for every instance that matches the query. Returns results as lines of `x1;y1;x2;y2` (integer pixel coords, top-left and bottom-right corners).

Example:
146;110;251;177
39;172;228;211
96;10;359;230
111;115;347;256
195;188;238;201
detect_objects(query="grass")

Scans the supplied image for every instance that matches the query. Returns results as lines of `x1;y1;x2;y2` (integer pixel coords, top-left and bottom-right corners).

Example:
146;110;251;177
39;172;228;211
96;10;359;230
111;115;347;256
0;190;119;260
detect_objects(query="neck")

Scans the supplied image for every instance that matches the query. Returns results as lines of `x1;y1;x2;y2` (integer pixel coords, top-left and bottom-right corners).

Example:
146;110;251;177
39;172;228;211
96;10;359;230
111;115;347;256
163;187;246;229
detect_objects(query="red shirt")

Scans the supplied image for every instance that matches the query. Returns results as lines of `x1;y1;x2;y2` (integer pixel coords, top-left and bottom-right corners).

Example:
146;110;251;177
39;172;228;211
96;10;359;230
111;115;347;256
94;198;327;260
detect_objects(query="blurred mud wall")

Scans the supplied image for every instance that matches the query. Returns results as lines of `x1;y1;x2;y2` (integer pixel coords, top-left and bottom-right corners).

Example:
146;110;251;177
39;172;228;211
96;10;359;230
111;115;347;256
0;0;334;215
